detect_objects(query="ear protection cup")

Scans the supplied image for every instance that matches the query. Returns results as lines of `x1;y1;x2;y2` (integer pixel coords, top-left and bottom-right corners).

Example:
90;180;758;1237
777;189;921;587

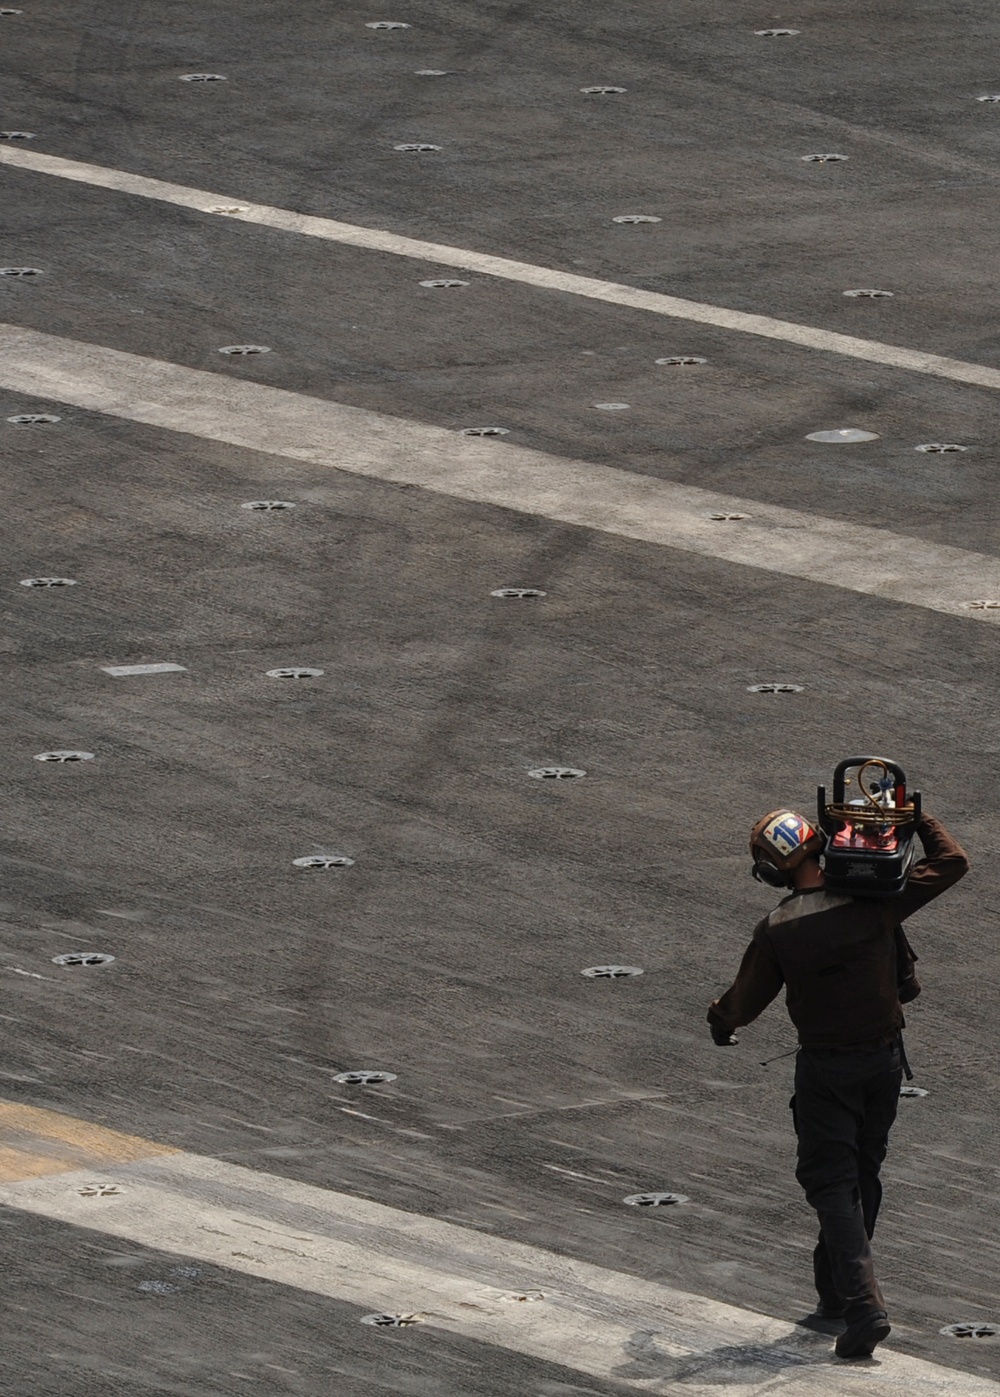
752;858;790;889
749;809;824;889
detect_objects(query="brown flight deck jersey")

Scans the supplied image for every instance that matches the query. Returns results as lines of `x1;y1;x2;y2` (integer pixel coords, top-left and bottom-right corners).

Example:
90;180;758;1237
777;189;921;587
708;815;969;1050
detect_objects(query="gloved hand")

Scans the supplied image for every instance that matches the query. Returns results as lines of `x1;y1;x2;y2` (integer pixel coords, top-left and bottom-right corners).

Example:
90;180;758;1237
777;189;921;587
710;1024;739;1046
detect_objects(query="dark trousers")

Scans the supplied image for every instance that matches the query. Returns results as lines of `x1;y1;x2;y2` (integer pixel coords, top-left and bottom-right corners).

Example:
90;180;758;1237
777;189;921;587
789;1039;902;1322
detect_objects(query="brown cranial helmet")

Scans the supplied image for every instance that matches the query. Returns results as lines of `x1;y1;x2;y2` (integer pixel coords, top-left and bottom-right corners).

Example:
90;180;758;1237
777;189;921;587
750;809;824;886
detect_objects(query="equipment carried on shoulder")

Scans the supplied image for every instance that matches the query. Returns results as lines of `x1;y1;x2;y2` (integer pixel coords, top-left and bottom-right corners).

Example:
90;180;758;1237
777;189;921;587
817;757;920;897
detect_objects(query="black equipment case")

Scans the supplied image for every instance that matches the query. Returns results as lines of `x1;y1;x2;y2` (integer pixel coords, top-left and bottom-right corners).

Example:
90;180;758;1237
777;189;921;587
817;757;920;898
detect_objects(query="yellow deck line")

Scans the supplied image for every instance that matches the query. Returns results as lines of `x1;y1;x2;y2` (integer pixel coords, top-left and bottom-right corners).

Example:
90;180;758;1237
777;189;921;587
0;1102;178;1181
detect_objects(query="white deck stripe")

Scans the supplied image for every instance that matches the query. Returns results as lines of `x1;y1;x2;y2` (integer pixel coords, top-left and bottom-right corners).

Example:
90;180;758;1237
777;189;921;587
1;1153;996;1395
2;323;999;622
3;145;1000;393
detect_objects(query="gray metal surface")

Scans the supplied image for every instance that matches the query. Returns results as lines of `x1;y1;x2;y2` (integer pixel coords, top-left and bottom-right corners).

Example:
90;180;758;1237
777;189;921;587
2;0;1000;1392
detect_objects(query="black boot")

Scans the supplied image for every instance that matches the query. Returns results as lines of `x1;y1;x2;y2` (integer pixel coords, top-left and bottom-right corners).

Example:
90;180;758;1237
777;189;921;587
836;1310;891;1358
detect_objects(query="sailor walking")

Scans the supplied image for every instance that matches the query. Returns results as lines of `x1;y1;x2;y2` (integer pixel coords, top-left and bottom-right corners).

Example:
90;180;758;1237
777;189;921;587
707;794;968;1358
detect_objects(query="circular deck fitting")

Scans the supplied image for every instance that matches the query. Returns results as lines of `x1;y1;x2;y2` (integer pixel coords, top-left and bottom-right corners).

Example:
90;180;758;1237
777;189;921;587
968;600;1000;610
218;344;271;355
899;1085;929;1097
366;20;411;28
581;85;626;94
7;413;60;425
656;355;707;365
394;142;440;152
179;72;226;81
21;576;77;587
419;278;468;288
975;95;1000;102
581;965;644;979
747;683;804;694
914;442;967;453
52;952;115;967
292;854;355;869
208;204;250;214
802;153;847;163
0;266;43;277
612;214;661;224
593;401;629;410
35;750;94;762
241;499;296;511
940;1323;999;1339
266;667;325;679
843;288;893;298
623;1192;689;1207
528;767;586;779
0;130;35;139
806;428;878;442
490;587;547;598
461;426;509;436
361;1312;421;1326
754;27;799;35
709;512;749;521
335;1070;398;1086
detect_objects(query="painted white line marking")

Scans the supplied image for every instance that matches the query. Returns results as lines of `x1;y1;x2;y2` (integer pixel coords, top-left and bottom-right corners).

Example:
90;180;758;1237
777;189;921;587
1;324;999;623
100;662;187;677
1;1154;996;1395
3;146;1000;392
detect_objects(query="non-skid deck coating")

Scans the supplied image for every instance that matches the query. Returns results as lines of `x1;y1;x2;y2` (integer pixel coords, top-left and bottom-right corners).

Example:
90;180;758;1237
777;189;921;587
6;146;1000;393
3;323;1000;622
3;1;1000;1393
2;1102;998;1396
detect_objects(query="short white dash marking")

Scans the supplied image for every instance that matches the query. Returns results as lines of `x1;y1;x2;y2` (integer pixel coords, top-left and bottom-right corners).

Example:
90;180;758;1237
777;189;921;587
101;662;187;677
